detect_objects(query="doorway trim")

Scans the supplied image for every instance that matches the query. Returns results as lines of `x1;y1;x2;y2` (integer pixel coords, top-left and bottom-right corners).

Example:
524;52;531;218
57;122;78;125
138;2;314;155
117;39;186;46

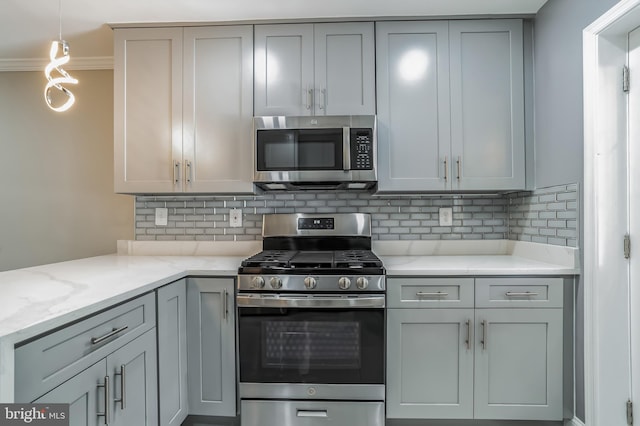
584;1;640;424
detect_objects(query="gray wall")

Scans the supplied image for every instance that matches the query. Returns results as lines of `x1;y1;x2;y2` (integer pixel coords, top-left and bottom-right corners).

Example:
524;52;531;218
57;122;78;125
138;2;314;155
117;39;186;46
534;0;620;421
0;70;133;272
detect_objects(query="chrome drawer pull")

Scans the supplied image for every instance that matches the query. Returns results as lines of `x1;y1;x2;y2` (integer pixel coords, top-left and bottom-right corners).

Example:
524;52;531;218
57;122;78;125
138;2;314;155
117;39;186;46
91;325;129;345
97;375;110;424
505;291;539;297
416;291;449;298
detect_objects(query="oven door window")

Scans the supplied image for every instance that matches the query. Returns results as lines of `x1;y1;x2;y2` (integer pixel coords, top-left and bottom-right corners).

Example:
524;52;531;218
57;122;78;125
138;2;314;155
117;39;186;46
238;308;383;384
256;129;344;171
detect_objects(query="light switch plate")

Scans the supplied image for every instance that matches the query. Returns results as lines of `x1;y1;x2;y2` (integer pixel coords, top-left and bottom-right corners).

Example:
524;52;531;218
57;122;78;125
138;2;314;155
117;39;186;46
439;207;453;227
230;208;242;228
155;208;168;226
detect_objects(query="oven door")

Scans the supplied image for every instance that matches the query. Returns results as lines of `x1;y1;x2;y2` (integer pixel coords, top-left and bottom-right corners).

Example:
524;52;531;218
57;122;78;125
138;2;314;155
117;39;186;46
237;294;385;401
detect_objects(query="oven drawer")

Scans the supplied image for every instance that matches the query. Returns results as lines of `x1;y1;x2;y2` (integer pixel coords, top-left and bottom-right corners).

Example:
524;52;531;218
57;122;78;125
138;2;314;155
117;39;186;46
387;277;474;308
241;400;384;426
475;277;564;308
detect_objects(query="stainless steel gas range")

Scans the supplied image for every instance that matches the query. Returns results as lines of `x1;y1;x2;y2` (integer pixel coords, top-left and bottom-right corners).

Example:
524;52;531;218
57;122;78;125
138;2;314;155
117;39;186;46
236;213;385;426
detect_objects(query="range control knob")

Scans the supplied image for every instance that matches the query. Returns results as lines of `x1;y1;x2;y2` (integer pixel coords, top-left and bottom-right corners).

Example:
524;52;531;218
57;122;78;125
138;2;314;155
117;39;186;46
270;277;283;289
251;276;265;289
338;277;351;290
356;276;369;290
304;276;317;289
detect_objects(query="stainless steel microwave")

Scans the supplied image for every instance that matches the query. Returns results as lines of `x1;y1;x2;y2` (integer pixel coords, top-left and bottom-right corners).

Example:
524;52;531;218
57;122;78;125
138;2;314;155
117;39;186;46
253;115;377;191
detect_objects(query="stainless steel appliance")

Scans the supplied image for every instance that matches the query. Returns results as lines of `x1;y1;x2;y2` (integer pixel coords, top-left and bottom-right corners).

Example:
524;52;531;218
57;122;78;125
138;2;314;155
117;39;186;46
237;213;385;426
253;115;377;191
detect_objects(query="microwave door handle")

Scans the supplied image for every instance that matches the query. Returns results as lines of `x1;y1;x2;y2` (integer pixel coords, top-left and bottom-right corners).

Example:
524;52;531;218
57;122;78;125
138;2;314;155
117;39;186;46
343;127;351;171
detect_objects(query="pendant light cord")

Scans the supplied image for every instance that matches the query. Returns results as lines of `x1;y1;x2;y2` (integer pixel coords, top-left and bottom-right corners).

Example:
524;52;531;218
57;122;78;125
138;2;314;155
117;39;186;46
58;0;62;40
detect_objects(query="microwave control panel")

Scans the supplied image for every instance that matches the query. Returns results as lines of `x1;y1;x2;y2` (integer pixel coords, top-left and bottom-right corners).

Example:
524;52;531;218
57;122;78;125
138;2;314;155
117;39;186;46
350;128;374;170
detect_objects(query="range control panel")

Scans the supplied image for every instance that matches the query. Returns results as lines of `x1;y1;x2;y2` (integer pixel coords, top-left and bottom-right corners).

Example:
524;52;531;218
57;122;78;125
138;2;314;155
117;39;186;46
298;217;335;230
350;128;374;170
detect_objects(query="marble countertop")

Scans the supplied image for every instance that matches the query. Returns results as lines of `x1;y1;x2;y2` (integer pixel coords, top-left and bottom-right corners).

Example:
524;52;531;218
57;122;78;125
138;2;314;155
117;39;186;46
0;239;579;401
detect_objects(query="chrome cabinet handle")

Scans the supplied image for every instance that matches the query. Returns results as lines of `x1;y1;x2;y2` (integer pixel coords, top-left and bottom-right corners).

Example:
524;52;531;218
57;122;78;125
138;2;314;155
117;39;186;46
114;364;126;410
416;291;449;297
173;160;180;184
222;289;228;321
465;319;471;350
457;156;461;180
91;325;128;345
505;291;539;297
444;156;448;181
481;320;487;350
305;87;313;110
185;160;192;184
319;88;327;111
97;376;110;425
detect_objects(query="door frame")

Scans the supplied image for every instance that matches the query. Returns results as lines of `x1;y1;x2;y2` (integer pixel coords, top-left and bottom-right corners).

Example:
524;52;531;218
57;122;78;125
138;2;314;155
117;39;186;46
584;1;640;425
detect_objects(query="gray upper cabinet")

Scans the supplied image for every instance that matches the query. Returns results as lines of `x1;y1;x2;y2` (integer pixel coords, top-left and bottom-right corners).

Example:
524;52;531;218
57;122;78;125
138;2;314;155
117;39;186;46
186;277;236;417
114;26;254;194
376;21;451;192
254;23;375;116
376;19;525;193
449;20;525;191
114;28;183;194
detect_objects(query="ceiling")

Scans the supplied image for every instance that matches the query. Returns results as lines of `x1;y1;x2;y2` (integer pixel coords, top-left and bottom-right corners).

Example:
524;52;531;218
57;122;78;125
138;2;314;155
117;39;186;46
0;0;548;69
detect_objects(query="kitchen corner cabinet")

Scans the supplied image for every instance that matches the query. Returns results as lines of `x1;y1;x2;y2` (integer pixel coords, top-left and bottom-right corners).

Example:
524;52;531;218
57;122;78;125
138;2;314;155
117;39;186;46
114;26;254;194
186;277;236;417
376;19;525;192
386;277;563;421
254;22;375;116
157;280;189;426
15;293;158;425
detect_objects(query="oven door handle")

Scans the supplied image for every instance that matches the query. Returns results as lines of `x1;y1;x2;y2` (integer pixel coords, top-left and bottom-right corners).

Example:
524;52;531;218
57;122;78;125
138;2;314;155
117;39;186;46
236;295;385;309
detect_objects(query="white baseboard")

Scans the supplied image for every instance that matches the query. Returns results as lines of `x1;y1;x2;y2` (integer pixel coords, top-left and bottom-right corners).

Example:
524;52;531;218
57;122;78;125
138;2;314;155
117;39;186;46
565;417;585;426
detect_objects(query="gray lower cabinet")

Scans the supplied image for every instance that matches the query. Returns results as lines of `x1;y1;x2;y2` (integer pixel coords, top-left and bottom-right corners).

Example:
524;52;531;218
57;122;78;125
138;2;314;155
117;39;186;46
157;279;189;426
474;308;563;420
33;329;158;426
386;308;474;419
386;277;564;421
186;277;236;417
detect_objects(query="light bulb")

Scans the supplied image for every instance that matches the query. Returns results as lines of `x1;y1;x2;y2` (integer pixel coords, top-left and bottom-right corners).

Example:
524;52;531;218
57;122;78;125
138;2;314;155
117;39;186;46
44;40;78;112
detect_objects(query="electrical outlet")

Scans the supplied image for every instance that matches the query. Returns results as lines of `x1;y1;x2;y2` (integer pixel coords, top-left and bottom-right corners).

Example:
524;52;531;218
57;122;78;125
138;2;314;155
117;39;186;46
230;208;242;228
155;208;168;226
439;207;453;227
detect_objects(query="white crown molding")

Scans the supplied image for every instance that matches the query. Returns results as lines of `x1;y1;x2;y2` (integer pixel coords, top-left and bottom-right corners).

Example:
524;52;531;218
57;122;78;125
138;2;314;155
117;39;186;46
565;417;585;426
0;56;113;72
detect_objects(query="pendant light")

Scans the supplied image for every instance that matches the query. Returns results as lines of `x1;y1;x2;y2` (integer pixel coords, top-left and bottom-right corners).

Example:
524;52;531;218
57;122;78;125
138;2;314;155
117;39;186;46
44;0;78;112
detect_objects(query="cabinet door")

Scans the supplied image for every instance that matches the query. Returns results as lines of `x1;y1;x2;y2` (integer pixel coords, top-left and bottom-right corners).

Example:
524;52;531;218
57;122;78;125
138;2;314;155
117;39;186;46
254;24;314;116
108;329;158;426
157;280;188;426
449;20;525;190
314;23;375;115
114;28;183;193
376;21;451;192
187;277;236;416
386;309;474;419
183;26;254;193
474;309;563;420
34;360;106;426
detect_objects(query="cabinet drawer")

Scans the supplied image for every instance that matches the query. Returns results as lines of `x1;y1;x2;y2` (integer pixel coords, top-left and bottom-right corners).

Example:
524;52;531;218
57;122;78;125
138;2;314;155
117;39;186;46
475;278;563;308
15;292;156;402
387;278;474;308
